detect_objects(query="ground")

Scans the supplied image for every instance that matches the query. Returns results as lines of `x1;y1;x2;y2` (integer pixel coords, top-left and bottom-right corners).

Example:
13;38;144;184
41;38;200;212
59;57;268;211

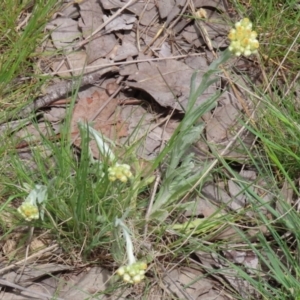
1;0;300;299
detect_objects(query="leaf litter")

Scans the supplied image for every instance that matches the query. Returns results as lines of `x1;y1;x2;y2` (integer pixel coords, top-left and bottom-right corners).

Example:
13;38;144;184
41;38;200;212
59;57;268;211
0;0;285;299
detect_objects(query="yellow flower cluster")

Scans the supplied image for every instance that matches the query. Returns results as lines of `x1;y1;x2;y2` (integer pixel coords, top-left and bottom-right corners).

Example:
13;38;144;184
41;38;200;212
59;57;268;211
17;202;39;222
117;261;147;284
228;18;259;56
108;163;133;183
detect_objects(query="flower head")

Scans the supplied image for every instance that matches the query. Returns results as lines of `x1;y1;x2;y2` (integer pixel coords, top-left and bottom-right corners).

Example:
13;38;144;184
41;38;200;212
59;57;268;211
108;163;133;183
117;261;147;284
17;202;39;221
17;184;47;222
228;18;259;56
114;218;147;284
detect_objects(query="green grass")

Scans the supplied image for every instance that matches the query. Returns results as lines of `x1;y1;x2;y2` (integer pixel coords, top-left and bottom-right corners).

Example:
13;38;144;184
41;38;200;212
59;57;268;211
0;0;60;116
1;0;300;299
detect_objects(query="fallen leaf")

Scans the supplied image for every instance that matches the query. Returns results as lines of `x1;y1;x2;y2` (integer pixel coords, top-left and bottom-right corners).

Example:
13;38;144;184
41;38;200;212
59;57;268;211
195;0;226;10
103;13;136;33
60;3;79;18
228;180;247;210
44;107;66;123
65;51;88;76
100;0;157;26
182;24;203;48
78;0;103;38
61;267;110;300
15;263;72;283
157;0;176;19
85;33;117;64
119;105;175;160
14;122;54;143
71;87;128;158
114;37;139;61
206;102;255;158
124;59;216;110
50;17;81;50
223;250;259;274
163;267;215;299
202;182;244;212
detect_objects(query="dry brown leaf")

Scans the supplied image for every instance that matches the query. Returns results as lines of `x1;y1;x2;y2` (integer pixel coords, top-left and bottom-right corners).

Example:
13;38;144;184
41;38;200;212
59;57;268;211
29;238;47;253
78;0;119;63
195;9;230;47
159;42;172;57
50;17;81;50
119;105;171;160
206;103;240;143
60;2;79;18
103;13;136;33
14;122;54;143
71;87;128;158
195;250;259;299
78;0;103;38
100;0;157;27
51;59;72;78
223;250;259;273
182;24;203;48
206;102;255;158
2;239;17;256
276;180;294;215
101;0;124;10
158;0;176;19
202;182;247;214
61;267;110;300
85;33;117;64
158;0;185;24
185;196;222;218
66;51;87;76
15;263;72;283
194;0;226;10
114;38;139;61
163;267;216;299
43;107;66;123
131;1;157;26
124;59;215;110
228;180;247;210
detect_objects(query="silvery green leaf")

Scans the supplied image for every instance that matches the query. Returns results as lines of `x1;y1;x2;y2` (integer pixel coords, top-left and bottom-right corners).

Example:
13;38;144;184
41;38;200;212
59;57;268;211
24;187;38;205
78;122;115;161
167;125;204;176
35;185;48;204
